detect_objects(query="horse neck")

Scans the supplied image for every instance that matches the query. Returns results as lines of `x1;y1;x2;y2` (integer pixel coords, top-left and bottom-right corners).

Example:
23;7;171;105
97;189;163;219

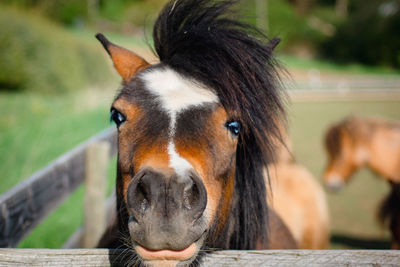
343;124;370;171
365;127;400;183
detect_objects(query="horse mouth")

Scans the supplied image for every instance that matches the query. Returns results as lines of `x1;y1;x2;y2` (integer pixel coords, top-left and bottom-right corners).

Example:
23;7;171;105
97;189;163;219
135;243;197;261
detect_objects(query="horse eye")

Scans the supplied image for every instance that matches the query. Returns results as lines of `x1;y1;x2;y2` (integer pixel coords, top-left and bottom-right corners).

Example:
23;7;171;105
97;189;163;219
226;121;240;136
110;108;126;126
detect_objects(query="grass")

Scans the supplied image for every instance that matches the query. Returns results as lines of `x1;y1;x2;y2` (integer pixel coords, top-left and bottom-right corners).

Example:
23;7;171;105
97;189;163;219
0;89;117;248
0;90;115;193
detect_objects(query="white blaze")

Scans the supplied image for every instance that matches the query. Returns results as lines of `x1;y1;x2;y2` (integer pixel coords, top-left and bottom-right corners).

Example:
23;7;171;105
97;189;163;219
142;67;218;115
142;67;219;175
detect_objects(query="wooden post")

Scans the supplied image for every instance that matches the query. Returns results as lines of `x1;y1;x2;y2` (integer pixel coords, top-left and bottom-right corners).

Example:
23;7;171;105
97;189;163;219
256;0;269;33
83;142;110;248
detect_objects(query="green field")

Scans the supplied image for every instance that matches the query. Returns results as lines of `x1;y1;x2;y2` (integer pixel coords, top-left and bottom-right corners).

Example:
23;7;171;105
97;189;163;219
0;89;117;247
1;86;399;248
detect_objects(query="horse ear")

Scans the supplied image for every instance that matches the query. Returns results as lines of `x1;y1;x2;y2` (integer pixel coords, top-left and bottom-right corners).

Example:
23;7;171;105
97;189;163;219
268;37;281;51
95;33;150;83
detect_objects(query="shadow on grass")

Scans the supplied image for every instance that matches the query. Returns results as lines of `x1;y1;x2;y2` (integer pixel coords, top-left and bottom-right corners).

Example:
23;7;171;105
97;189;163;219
331;233;391;249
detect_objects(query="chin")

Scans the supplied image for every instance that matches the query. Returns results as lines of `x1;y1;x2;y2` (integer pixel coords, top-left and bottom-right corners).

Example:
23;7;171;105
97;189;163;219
131;236;206;267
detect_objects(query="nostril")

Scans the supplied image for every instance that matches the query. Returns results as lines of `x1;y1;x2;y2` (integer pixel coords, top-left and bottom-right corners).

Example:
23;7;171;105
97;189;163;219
187;175;207;220
183;179;199;210
136;179;151;214
184;180;199;210
127;171;159;221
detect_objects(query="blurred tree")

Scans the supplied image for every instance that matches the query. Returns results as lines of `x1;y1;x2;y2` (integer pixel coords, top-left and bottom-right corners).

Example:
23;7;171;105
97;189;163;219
0;6;111;93
38;0;89;25
288;0;316;15
88;0;99;22
335;0;348;17
0;0;89;26
321;0;400;68
256;0;269;32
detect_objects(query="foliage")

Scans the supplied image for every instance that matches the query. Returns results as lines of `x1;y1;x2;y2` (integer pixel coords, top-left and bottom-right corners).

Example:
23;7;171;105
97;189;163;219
123;0;168;27
0;0;168;27
238;0;333;55
0;0;89;26
0;6;112;93
320;0;400;68
36;0;89;26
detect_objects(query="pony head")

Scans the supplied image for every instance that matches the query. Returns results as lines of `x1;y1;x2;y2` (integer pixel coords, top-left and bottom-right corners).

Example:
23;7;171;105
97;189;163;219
323;116;370;191
97;0;285;265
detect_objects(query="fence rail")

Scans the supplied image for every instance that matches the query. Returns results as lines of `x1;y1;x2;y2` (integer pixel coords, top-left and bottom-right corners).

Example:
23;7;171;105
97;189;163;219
0;129;117;248
288;89;400;101
0;249;399;266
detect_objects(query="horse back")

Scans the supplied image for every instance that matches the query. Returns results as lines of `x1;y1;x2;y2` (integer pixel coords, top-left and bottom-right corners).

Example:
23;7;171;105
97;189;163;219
265;209;298;249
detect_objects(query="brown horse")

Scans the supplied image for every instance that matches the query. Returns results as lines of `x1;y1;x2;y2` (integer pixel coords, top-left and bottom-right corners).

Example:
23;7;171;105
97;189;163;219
268;132;330;249
323;115;400;249
96;0;297;266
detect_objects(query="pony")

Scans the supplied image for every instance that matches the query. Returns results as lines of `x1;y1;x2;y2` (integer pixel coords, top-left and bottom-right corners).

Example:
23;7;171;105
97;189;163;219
268;131;330;249
323;115;400;249
96;0;297;266
267;163;330;249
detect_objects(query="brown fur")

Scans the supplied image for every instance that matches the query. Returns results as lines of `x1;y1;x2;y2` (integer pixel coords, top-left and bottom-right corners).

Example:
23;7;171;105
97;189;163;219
265;209;298;249
172;107;237;227
325;116;400;183
96;33;298;260
266;125;329;249
267;164;330;249
100;83;298;253
324;115;400;249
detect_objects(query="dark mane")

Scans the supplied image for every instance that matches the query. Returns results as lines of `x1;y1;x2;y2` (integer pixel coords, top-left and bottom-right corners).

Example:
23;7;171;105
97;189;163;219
153;0;286;249
325;116;379;159
325;123;343;159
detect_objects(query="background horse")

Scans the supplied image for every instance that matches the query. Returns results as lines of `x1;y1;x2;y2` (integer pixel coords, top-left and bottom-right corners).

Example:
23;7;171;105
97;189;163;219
96;0;297;266
323;115;400;249
268;131;330;249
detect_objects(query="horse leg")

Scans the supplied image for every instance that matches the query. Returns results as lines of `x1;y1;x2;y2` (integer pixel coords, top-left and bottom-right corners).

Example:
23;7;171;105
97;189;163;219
390;188;400;249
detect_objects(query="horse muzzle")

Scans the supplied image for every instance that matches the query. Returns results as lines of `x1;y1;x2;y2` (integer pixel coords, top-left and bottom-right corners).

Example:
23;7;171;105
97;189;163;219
126;168;208;264
324;173;345;192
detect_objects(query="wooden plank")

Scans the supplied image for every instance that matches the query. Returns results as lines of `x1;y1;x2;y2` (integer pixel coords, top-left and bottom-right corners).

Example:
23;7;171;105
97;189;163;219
0;129;117;248
0;249;399;266
83;142;110;248
202;250;400;266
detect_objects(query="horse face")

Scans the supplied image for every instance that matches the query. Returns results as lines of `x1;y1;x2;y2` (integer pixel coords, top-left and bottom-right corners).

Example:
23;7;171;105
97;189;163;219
323;125;362;191
112;65;239;266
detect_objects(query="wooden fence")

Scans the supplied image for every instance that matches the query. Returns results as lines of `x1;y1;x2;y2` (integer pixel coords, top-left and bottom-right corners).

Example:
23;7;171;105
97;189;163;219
0;128;117;248
1;128;400;266
0;249;399;266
